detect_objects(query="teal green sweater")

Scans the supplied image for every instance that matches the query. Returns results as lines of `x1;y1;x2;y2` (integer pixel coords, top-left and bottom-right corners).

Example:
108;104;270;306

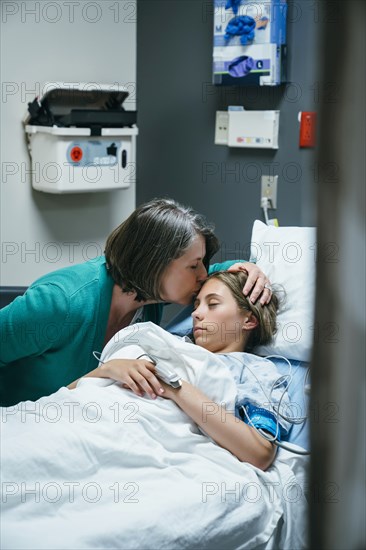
0;257;242;406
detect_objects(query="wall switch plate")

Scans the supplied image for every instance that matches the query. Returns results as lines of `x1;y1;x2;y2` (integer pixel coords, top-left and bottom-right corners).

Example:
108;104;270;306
261;175;278;209
214;111;229;145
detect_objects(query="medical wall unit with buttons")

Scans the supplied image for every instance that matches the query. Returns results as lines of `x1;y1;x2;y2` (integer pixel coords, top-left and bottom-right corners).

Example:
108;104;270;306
213;0;287;86
215;108;280;149
24;83;138;193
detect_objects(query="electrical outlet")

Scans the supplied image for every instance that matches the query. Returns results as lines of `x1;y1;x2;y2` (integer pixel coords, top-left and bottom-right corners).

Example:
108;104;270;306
299;111;317;147
261;175;278;209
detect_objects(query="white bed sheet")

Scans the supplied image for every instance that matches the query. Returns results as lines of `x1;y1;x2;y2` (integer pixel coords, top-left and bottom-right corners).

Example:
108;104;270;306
1;323;308;549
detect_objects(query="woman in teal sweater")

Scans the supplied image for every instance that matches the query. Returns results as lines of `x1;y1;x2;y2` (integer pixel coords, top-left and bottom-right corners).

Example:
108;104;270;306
0;198;271;406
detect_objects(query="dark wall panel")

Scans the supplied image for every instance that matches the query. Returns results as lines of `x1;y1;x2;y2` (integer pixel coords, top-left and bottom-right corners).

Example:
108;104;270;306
137;0;318;261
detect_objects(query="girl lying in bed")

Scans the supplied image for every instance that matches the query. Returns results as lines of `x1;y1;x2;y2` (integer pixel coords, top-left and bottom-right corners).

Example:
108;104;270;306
70;271;288;471
2;273;307;550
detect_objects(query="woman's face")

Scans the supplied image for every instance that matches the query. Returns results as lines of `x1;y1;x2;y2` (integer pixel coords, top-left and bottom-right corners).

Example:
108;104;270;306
192;278;247;353
159;235;207;305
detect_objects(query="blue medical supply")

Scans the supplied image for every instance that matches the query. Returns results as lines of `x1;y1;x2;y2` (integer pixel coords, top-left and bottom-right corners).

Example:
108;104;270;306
225;0;242;15
228;55;255;77
225;16;256;45
240;402;287;441
257;16;269;30
213;1;288;86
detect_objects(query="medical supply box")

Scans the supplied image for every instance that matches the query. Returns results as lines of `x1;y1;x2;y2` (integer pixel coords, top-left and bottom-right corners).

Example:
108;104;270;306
213;0;287;86
24;83;138;193
215;109;280;149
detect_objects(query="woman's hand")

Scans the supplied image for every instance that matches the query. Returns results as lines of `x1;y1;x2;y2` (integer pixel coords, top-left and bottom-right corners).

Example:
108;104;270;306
100;359;165;399
227;262;272;305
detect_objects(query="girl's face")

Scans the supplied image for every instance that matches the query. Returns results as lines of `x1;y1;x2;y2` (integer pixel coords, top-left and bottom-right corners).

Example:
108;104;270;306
192;278;248;353
159;235;207;305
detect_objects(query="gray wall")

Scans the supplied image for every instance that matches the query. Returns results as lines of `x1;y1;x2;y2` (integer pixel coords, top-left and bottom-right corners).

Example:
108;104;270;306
0;0;137;286
137;0;319;263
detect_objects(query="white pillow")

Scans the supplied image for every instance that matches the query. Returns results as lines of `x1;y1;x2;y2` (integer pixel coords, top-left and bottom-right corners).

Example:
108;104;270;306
250;220;317;362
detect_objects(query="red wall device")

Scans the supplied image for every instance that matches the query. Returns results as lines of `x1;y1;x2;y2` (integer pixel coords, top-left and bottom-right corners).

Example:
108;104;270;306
299;111;317;148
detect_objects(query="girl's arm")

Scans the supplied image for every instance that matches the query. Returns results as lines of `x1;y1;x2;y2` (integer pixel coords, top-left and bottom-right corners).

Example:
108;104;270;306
162;380;276;470
67;359;164;399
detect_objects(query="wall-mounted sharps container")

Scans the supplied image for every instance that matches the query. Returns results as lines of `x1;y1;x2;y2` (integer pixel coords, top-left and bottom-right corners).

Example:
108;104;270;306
23;83;138;193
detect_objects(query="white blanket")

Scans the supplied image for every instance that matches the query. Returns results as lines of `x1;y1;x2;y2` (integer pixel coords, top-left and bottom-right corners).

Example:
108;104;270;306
1;323;308;549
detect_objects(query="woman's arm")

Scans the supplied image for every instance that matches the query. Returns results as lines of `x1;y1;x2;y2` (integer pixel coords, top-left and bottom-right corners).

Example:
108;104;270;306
227;262;272;305
162;380;276;470
0;283;69;367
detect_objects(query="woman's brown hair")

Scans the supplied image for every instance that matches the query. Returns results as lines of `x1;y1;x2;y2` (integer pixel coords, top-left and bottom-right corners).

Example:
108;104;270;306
105;198;219;301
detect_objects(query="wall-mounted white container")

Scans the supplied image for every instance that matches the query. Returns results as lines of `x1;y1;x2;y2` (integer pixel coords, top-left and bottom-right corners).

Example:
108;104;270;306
24;83;138;193
215;109;279;149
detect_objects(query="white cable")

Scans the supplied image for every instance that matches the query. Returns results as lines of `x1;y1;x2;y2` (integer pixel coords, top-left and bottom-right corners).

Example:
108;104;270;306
229;354;288;444
228;354;311;455
259;429;311;456
92;350;104;364
265;354;310;425
261;196;270;225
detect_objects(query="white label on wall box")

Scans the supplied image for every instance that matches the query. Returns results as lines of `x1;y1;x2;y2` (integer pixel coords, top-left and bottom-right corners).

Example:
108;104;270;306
215;110;279;149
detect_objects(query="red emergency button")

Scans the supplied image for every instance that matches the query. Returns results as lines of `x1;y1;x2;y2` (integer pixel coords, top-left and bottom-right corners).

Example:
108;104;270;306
70;146;83;162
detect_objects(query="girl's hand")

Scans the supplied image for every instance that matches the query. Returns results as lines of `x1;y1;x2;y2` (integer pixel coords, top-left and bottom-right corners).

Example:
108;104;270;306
100;359;165;399
227;262;272;305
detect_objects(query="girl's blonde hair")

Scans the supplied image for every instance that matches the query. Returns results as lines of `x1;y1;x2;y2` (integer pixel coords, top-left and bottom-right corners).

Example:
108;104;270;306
206;271;280;350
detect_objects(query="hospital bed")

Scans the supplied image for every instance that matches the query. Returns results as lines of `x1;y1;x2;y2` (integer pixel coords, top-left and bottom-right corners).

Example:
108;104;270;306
0;221;314;549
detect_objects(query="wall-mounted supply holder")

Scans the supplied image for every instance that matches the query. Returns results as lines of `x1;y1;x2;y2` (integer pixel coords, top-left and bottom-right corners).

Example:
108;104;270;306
23;83;138;193
213;0;288;86
215;109;279;149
